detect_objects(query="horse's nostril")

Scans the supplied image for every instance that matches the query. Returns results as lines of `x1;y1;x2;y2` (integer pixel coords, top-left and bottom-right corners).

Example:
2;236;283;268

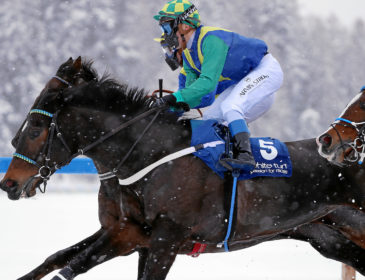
6;179;14;188
320;135;332;147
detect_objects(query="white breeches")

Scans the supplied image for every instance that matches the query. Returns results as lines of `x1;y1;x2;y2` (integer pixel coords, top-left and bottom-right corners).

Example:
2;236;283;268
202;53;283;124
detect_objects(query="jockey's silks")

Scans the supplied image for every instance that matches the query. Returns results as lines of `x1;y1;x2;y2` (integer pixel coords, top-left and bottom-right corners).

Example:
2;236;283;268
174;25;268;108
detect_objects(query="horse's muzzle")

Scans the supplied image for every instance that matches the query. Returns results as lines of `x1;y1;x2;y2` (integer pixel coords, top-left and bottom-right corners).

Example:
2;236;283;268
317;134;353;167
0;179;22;200
0;176;42;200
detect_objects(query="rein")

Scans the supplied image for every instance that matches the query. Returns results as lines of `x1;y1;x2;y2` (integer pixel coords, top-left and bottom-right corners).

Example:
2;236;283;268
13;105;163;191
77;107;161;156
332;117;365;164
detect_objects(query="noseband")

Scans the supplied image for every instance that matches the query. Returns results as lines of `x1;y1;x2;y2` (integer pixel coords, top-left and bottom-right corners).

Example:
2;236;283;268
331;117;365;164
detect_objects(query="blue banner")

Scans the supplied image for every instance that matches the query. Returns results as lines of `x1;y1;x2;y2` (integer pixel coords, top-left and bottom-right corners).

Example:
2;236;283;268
0;157;97;174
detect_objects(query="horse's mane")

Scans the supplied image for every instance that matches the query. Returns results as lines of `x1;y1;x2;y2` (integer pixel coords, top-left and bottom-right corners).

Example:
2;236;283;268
79;59;99;82
35;58;183;127
73;59;151;112
65;77;152;113
37;62;152;114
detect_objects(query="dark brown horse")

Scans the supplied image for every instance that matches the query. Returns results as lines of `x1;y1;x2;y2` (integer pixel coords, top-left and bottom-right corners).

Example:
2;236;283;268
1;59;365;280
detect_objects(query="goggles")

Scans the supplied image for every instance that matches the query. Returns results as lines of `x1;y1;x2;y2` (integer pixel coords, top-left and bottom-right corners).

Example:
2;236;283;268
159;27;179;50
160;22;174;36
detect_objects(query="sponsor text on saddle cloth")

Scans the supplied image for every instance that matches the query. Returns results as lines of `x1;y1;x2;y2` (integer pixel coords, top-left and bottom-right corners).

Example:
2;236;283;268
191;120;292;179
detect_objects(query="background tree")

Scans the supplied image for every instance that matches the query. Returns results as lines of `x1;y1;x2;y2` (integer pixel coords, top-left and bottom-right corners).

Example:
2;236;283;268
0;0;364;155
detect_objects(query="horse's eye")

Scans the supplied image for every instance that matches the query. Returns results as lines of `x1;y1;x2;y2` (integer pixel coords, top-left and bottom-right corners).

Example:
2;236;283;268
29;129;42;139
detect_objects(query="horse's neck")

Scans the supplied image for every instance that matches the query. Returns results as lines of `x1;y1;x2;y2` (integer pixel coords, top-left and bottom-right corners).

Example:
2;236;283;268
120;115;191;174
85;110;191;178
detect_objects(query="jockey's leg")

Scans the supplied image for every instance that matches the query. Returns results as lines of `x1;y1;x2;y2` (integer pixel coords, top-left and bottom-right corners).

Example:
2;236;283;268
221;116;256;171
219;54;283;170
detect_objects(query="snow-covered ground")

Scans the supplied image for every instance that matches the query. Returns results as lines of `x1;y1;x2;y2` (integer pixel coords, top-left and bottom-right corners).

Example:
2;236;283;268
0;179;364;280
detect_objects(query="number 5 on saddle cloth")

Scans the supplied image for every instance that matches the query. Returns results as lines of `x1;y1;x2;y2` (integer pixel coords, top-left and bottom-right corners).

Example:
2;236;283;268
190;119;292;180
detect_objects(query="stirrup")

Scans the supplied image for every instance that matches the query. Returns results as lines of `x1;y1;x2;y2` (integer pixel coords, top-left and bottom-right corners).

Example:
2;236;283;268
219;154;256;172
219;154;234;171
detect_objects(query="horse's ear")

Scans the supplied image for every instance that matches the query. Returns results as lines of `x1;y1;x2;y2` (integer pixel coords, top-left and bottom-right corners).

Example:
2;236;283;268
73;56;82;72
67;57;73;63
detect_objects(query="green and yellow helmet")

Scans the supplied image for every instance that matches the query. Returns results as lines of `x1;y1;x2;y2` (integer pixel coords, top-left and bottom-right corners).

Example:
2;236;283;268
153;0;201;28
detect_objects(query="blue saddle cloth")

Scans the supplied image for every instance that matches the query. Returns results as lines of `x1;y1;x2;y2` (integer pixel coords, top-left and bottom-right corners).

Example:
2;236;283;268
191;120;292;180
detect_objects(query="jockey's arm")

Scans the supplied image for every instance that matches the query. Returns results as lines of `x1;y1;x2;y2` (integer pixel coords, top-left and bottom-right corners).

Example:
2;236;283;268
173;35;228;108
184;65;198;87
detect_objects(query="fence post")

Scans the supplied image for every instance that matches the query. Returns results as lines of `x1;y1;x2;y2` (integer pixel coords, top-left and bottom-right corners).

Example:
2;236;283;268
342;264;356;280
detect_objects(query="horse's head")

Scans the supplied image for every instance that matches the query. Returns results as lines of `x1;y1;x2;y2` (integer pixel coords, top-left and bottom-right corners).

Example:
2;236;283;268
317;86;365;166
1;57;158;200
1;57;98;200
11;56;95;148
1;109;70;199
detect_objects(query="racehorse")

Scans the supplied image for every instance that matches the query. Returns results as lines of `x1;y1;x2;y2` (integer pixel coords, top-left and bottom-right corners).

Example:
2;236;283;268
1;58;365;280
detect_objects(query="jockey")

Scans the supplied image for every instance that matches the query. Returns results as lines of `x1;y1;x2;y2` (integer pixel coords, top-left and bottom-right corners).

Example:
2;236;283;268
153;0;284;171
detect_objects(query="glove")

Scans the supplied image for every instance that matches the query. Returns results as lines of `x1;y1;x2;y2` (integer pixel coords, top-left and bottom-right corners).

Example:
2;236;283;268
154;94;177;107
154;95;190;112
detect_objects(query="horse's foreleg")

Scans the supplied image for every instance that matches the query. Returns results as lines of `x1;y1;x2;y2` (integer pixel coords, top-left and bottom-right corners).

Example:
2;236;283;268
49;230;116;280
326;209;365;249
142;216;187;280
137;248;149;280
51;223;150;280
17;228;104;280
50;248;118;280
291;223;365;276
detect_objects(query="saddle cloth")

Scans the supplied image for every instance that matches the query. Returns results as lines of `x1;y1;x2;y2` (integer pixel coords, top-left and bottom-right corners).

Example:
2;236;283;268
190;119;292;180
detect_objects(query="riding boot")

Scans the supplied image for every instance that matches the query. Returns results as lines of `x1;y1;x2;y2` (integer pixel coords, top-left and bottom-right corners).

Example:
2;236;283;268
223;132;256;171
220;118;256;171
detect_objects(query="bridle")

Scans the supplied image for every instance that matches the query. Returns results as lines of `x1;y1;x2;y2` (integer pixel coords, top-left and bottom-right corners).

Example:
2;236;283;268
330;117;365;164
10;75;77;194
13;99;163;193
13;109;70;192
52;75;73;88
11;75;77;148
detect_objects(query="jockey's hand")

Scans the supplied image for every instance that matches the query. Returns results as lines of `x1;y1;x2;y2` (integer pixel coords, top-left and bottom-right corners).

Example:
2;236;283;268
154;95;190;112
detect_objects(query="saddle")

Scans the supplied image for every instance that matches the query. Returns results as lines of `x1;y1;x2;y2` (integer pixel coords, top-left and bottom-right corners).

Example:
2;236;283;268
190;119;292;180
